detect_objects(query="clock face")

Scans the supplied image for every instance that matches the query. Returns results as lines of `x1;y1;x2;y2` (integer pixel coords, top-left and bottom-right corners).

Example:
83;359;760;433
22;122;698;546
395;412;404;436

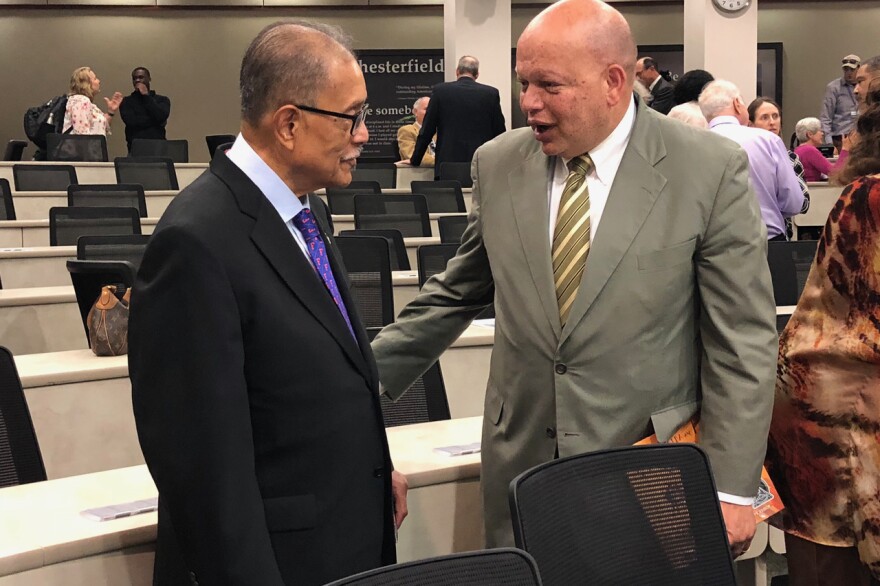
713;0;750;12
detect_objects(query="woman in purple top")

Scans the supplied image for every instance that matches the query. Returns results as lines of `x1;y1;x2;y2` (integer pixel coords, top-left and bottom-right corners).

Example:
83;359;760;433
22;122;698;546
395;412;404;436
793;118;833;181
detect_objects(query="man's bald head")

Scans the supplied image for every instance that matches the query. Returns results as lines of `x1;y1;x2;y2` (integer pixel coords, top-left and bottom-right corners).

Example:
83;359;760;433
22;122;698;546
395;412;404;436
521;0;637;85
240;21;355;126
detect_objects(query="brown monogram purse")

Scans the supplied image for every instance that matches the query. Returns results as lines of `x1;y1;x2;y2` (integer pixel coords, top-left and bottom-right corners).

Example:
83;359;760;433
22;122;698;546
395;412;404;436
87;285;130;356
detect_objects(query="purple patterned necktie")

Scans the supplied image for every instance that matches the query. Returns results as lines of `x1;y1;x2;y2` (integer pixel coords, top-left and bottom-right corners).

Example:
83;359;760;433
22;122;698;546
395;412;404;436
291;208;356;340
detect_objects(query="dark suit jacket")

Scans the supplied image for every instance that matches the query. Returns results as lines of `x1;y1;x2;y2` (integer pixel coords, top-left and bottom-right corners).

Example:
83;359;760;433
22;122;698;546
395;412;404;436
411;76;505;171
129;152;395;586
649;76;675;115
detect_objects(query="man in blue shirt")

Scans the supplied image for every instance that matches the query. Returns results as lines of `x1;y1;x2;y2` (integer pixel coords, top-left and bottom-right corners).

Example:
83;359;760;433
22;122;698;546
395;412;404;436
819;54;860;152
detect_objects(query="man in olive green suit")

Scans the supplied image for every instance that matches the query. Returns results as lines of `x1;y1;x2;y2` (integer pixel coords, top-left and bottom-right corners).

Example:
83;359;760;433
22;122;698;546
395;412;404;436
372;0;776;556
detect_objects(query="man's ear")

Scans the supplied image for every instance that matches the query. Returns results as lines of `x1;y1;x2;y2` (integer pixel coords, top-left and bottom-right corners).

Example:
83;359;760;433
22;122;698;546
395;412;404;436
273;105;299;151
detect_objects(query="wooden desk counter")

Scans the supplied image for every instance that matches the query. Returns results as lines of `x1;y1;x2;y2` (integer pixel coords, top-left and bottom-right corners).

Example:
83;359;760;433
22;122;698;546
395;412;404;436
8;191;176;222
0;162;206;192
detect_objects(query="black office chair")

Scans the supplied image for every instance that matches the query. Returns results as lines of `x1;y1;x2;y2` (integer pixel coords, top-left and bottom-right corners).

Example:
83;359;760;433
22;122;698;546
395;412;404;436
0;346;47;488
338;229;410;271
365;328;451;427
3;140;28;161
354;194;431;237
66;260;137;345
77;234;150;271
68;184;148;217
352;162;397;189
438;162;473;188
12;164;78;191
49;206;142;247
0;178;15;220
326;181;383;215
206;134;235;158
438;215;469;244
776;313;791;334
114;157;179;191
325;548;542;586
509;444;736;586
767;240;818;306
334;235;395;328
45;133;108;162
417;243;459;288
411;180;467;213
130;138;189;163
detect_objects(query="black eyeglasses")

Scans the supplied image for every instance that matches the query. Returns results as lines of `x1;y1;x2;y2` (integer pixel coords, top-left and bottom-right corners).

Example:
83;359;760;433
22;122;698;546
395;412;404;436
843;59;860;65
295;103;368;135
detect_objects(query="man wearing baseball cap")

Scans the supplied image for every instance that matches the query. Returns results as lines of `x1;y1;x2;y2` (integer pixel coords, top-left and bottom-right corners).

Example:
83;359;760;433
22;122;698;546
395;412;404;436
819;54;861;152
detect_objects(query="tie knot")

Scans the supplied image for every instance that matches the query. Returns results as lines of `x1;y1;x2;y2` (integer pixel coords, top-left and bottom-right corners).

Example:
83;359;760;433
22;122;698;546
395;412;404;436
568;155;594;177
291;208;320;242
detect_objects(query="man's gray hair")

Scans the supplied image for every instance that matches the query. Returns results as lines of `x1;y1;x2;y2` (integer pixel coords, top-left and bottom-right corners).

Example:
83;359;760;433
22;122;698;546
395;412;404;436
456;56;479;77
698;80;742;120
412;96;429;111
240;20;354;126
795;117;822;143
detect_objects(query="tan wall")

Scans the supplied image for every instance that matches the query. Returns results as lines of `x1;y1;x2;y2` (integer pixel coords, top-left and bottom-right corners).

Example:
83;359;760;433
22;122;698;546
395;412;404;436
2;2;878;161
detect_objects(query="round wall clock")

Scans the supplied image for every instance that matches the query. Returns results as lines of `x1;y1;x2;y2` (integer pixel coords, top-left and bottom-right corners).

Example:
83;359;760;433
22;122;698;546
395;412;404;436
713;0;751;13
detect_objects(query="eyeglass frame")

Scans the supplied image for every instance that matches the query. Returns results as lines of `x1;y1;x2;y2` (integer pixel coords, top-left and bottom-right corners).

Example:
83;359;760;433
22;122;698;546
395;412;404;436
842;59;860;66
294;103;369;135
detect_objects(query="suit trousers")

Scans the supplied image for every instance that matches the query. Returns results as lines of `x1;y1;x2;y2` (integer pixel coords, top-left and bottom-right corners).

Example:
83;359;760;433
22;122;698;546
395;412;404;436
785;533;880;586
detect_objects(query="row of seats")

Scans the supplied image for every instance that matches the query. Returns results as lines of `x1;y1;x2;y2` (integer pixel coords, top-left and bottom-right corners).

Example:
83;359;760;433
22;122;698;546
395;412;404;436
326;180;467;214
346;161;473;189
0;180;150;220
3;135;239;163
7;159;179;192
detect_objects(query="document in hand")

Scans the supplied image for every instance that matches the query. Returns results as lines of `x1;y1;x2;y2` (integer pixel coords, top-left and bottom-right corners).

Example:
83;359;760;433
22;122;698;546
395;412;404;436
635;420;784;524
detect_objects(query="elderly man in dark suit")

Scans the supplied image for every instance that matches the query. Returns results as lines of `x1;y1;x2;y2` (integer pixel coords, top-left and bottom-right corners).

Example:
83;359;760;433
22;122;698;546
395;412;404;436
410;55;506;174
636;56;675;115
129;21;407;586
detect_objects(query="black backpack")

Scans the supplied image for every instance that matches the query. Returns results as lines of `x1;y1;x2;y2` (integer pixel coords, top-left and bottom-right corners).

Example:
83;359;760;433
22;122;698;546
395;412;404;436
23;95;68;150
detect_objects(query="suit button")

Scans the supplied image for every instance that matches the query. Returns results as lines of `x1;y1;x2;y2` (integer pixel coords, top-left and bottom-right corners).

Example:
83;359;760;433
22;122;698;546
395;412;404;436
555;363;567;374
373;467;384;478
546;427;556;439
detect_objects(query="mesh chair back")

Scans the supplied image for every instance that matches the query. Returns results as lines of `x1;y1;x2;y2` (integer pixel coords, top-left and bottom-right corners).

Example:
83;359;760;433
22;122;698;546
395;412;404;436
410;180;466;213
418;243;459;288
352;163;397;188
354;194;431;237
3;140;28;161
767;240;818;306
114;157;179;191
46;133;108;162
438;215;468;244
365;328;451;427
326;181;383;215
438;162;473;188
338;229;410;271
0;179;15;220
325;548;542;586
206;134;235;158
0;346;47;488
12;164;77;191
77;234;150;271
510;444;736;586
335;235;395;328
66;260;137;345
130;139;189;163
776;313;791;334
49;206;142;247
68;184;148;217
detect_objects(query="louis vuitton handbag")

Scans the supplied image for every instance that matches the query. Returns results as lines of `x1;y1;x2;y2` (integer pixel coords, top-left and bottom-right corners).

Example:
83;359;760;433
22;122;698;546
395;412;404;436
87;285;130;356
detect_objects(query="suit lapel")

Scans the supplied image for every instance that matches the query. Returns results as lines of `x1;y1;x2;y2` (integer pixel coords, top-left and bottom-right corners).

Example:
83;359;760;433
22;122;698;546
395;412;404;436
211;154;371;382
560;100;669;345
508;142;562;339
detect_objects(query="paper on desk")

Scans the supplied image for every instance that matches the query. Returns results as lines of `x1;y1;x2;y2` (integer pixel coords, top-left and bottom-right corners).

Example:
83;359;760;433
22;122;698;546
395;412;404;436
472;318;495;328
81;497;158;522
434;441;482;456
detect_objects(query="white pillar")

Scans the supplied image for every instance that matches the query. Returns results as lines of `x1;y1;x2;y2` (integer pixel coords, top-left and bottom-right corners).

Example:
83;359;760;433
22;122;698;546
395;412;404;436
444;0;512;129
684;0;758;103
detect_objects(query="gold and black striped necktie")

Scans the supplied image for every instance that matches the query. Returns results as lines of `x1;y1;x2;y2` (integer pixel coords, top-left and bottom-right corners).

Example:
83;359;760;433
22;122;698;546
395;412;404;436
552;154;594;326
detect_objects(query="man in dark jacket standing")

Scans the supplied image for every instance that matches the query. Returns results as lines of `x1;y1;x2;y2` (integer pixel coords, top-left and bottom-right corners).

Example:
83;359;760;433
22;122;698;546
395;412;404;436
635;57;675;115
410;56;506;174
119;67;171;152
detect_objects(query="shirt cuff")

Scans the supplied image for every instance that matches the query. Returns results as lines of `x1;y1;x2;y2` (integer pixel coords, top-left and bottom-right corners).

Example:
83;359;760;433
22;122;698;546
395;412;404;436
717;491;754;506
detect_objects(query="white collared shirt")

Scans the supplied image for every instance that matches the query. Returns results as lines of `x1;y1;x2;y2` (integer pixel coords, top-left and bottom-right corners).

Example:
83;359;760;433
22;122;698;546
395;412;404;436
547;97;636;246
649;76;661;92
226;134;313;263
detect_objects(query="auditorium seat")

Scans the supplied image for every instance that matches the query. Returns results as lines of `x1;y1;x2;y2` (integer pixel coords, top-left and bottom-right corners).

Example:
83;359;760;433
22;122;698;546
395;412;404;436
13;164;78;192
354;194;431;237
0;345;47;487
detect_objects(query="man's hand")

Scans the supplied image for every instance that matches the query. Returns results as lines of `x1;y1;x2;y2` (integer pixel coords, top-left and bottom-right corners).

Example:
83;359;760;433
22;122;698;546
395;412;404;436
720;502;755;558
135;82;149;95
391;470;408;529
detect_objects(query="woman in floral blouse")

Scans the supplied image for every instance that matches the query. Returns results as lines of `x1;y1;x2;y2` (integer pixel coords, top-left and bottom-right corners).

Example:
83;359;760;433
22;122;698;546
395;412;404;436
63;67;123;136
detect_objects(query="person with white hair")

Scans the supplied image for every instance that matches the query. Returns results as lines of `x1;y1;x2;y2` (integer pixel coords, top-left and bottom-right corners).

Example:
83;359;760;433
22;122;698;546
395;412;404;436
396;96;435;164
793;117;832;181
700;80;805;240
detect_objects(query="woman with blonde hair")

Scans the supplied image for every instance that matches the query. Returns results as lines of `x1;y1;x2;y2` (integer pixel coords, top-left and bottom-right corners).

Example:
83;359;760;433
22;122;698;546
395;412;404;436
767;83;880;585
63;66;123;136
